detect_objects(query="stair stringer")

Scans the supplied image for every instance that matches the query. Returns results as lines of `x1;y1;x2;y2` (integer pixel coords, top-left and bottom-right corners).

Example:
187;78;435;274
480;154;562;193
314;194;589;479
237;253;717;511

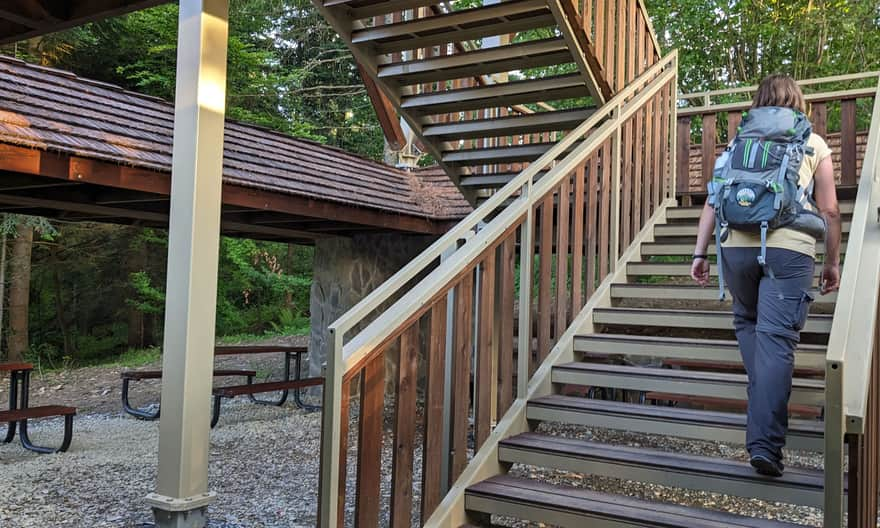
422;197;675;528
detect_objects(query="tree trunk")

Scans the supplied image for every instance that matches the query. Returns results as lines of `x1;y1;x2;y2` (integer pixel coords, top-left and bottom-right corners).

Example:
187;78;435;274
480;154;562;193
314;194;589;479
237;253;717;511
52;261;74;357
7;224;33;362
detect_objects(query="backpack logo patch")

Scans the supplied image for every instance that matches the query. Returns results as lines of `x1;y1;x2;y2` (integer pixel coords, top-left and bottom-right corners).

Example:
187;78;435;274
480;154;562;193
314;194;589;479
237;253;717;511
736;188;756;207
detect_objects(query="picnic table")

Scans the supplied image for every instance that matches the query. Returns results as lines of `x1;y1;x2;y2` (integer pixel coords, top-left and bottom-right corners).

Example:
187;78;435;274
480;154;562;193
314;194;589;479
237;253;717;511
1;362;76;453
121;344;322;427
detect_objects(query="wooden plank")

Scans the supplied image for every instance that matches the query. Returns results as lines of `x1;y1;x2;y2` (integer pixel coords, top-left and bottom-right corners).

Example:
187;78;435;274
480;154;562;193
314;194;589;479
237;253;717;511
635;9;644;75
654;90;665;205
497;238;515;413
643;95;654;219
615;0;626;92
701;113;717;191
476;254;496;449
727;110;742;143
336;379;352;527
811;102;827;138
626;0;636;84
571;164;586;312
598;140;611;281
538;194;554;363
355;355;385;526
622;117;633;245
451;273;474;481
840;99;857;185
586;152;599;297
390;323;419;528
676;116;691;194
604;0;615;87
583;0;591;36
633;105;644;230
594;0;604;68
555;174;571;332
421;299;447;523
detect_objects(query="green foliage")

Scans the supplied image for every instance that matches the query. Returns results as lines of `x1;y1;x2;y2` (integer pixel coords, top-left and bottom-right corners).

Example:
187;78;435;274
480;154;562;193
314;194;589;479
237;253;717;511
647;0;880;93
114;346;163;368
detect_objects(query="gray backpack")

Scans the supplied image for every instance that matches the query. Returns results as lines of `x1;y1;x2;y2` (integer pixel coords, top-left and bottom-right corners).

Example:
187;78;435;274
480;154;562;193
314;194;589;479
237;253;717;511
707;106;825;299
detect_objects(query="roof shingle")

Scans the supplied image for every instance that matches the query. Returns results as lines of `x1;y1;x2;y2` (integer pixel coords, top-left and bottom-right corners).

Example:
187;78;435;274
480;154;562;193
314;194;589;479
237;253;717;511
0;56;471;222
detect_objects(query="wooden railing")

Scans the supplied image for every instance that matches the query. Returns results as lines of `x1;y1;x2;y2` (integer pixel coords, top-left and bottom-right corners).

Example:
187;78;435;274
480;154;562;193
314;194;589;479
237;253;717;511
676;72;879;197
823;73;880;528
559;0;661;97
318;50;678;528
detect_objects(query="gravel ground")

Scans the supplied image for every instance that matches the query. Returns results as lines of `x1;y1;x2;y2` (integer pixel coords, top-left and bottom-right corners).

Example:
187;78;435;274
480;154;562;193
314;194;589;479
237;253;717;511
0;401;322;528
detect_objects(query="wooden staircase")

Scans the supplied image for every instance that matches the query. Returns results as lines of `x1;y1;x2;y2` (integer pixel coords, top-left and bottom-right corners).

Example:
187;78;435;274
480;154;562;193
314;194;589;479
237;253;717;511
313;0;880;522
458;200;853;527
312;0;661;197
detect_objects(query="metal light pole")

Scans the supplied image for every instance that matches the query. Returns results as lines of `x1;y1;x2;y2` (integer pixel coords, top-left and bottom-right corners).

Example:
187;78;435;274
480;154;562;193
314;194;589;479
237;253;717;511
146;1;229;526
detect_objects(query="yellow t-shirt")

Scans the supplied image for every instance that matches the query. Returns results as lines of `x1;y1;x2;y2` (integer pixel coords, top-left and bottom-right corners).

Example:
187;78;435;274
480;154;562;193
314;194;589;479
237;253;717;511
722;133;833;258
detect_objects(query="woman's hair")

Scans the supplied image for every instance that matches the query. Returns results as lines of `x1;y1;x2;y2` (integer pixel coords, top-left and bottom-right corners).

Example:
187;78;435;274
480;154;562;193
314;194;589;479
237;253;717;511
751;74;806;113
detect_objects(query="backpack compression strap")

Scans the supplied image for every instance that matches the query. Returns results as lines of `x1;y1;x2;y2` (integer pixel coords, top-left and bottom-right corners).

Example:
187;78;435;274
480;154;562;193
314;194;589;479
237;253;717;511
715;221;726;301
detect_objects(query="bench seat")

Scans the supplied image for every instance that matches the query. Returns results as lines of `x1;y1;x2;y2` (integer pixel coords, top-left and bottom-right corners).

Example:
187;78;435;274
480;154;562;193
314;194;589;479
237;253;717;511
0;405;76;453
211;377;323;427
122;369;257;420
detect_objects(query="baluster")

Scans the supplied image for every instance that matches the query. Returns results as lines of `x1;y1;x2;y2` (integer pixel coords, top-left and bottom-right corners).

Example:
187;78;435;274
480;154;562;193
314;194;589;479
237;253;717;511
537;194;554;365
556;175;571;331
572;164;586;311
354;355;385;526
421;299;447;523
390;324;419;528
677;116;691;196
701;113;717;192
497;237;515;416
475;254;496;449
586;153;599;296
841;99;857;185
450;273;473;482
599;140;611;280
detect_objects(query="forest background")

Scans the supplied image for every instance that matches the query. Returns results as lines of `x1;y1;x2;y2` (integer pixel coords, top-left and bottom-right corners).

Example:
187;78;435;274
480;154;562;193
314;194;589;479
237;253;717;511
0;0;877;367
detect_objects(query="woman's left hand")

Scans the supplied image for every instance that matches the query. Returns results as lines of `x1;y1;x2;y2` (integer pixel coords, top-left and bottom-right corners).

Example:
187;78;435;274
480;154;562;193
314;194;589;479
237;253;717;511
691;258;710;287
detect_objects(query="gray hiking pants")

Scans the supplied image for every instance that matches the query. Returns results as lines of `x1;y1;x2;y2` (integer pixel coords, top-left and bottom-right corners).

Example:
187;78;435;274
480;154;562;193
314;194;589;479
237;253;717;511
721;247;815;462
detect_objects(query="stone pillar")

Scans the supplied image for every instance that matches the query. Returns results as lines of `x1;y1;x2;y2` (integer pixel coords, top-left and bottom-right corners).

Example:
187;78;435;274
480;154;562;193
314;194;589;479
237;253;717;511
307;232;435;394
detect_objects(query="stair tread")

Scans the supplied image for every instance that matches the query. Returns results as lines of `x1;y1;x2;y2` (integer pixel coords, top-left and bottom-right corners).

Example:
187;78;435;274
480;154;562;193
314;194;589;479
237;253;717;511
574;332;827;352
528;394;824;436
467;475;805;527
626;261;823;277
593;306;832;321
554;361;825;388
401;73;587;114
351;0;555;53
501;432;825;489
423;107;595;140
379;37;572;84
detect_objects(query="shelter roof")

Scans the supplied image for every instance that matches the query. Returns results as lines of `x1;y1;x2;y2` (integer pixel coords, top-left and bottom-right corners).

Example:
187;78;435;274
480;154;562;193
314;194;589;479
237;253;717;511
0;56;471;241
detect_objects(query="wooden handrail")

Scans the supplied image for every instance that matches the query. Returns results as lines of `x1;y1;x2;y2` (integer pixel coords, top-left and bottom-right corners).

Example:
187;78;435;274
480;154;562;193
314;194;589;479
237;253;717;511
318;50;679;527
679;71;880;105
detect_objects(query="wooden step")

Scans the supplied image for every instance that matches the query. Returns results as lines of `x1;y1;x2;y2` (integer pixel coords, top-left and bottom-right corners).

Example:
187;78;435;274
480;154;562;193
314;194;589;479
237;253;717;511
341;0;449;20
573;333;826;369
640;239;845;256
655;221;852;237
422;107;594;140
351;0;555;54
442;143;572;166
401;74;587;115
666;202;856;221
660;358;824;378
466;475;806;527
610;283;837;305
499;432;826;507
627;261;824;278
592;307;833;335
645;392;823;419
551;362;825;406
379;37;572;86
526;394;824;451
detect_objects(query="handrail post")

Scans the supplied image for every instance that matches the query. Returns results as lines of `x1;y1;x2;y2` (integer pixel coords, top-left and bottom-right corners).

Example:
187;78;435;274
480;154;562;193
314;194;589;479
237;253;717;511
609;103;622;268
318;328;343;528
517;183;534;398
824;359;846;527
